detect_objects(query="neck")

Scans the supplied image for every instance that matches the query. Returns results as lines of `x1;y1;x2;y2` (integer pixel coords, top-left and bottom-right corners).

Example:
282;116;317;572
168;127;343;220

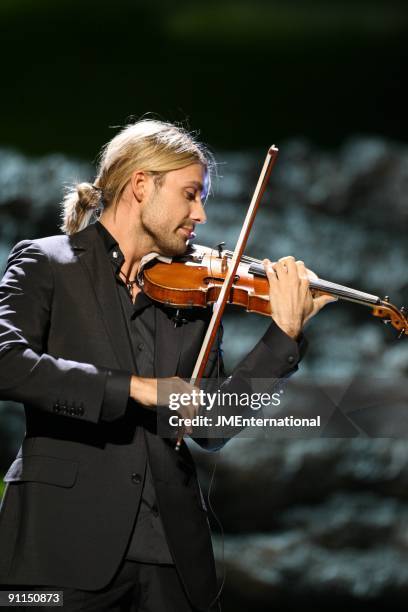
98;212;155;281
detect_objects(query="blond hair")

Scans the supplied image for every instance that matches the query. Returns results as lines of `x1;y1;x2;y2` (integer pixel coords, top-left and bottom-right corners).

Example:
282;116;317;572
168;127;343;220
60;119;213;235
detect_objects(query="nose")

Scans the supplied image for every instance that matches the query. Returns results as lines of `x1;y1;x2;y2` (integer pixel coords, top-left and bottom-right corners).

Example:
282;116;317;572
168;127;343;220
190;198;207;224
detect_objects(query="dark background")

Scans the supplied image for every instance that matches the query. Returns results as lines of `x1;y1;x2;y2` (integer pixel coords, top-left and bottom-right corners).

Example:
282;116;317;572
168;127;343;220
1;1;408;610
1;0;407;157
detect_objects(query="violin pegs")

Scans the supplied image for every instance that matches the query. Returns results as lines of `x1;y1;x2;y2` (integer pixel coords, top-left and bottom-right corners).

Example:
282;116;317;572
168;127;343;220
384;295;390;302
217;242;225;258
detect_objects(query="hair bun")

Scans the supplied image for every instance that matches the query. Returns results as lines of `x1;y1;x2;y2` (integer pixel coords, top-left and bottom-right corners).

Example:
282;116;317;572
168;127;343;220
76;182;100;211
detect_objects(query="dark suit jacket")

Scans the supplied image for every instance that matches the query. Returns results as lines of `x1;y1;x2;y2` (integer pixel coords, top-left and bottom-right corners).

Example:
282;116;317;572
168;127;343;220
0;223;302;611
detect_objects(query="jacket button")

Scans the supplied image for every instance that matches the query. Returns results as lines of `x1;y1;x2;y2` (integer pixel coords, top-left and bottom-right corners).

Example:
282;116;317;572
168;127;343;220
287;355;295;364
131;473;142;484
151;505;159;517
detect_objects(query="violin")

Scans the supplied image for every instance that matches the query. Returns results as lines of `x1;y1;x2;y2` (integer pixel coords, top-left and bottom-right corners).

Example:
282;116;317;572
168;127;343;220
161;146;406;450
142;243;408;337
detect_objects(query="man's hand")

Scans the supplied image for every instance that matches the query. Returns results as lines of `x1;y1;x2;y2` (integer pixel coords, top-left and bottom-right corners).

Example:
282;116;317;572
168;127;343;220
264;256;337;339
130;375;202;435
130;376;158;407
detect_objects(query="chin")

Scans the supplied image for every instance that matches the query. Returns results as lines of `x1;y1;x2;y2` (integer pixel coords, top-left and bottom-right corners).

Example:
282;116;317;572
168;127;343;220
158;238;188;258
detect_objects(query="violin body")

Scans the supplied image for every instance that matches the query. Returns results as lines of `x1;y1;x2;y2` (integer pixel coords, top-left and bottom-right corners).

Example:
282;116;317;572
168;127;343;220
143;245;272;315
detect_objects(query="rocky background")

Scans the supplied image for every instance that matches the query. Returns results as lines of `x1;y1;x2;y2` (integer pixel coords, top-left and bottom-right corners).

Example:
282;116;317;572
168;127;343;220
1;140;408;610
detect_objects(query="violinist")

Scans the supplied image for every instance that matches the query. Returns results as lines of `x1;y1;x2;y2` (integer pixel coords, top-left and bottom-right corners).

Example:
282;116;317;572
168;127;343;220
0;119;333;612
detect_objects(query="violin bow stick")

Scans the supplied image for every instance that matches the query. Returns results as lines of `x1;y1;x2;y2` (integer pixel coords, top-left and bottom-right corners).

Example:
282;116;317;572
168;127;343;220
175;145;280;450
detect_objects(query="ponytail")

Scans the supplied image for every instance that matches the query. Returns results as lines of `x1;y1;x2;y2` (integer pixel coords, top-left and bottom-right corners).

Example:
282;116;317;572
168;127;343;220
60;182;101;235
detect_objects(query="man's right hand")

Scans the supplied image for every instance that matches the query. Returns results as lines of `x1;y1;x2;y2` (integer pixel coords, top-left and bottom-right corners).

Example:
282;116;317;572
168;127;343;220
130;375;202;434
130;375;158;407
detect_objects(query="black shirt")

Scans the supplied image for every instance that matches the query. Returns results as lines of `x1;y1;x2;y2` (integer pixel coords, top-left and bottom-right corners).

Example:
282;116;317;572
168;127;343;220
95;220;173;565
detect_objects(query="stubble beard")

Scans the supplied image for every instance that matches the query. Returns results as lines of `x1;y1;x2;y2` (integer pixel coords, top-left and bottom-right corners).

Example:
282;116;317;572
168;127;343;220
140;192;188;258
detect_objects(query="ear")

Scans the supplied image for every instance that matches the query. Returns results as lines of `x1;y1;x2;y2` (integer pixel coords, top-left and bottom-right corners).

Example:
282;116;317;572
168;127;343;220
130;170;151;203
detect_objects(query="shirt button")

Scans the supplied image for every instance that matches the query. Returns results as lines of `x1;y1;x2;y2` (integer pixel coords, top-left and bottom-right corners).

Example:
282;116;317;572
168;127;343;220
137;342;144;351
131;473;142;484
112;250;118;259
287;355;295;364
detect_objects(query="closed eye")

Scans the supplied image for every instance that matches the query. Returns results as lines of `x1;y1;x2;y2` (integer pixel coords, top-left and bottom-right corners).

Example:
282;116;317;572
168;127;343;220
185;191;196;202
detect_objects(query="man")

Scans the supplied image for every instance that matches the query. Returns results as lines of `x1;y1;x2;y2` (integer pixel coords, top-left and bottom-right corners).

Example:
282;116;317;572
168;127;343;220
0;120;332;611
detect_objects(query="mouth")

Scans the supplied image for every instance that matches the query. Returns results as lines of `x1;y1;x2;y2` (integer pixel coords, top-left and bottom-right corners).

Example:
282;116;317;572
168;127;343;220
178;226;196;239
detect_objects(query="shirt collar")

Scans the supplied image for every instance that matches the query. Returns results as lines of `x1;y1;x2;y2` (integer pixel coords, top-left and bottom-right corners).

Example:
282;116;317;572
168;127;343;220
94;220;173;284
95;220;124;269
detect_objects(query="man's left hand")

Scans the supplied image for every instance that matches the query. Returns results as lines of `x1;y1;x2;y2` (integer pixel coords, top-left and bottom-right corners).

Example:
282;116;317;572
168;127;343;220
264;256;337;339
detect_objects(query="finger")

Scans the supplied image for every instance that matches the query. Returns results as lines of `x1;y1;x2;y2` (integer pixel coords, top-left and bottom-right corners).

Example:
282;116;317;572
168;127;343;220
185;400;198;419
180;409;194;434
180;423;193;437
272;261;287;279
314;293;338;310
295;260;319;281
272;264;286;281
278;256;297;277
295;260;309;280
273;260;294;280
278;256;296;265
300;277;310;293
306;267;318;280
263;259;278;283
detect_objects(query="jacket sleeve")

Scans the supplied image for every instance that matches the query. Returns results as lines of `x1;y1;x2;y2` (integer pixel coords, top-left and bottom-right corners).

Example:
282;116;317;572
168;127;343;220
0;240;129;424
194;315;307;450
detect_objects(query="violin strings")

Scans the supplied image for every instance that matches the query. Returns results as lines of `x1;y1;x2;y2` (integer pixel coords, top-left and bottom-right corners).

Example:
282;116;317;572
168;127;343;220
222;249;381;306
224;249;260;264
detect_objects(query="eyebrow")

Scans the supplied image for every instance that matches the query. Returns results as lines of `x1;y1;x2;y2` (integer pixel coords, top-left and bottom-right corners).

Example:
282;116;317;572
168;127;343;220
185;181;204;191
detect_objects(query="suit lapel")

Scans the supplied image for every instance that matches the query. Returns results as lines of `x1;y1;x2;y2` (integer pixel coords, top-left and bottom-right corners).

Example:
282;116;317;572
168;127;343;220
70;225;135;372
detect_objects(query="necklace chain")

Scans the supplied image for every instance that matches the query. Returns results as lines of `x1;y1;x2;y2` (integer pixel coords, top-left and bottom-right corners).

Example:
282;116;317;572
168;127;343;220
118;269;138;295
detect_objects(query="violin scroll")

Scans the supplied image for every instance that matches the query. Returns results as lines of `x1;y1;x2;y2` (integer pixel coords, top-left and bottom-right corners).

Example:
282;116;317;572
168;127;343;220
372;301;408;337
